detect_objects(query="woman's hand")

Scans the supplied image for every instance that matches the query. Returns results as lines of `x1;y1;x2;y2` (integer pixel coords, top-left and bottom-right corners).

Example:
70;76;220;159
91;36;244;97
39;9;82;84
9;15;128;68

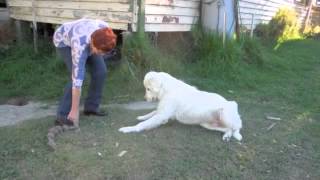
68;109;79;124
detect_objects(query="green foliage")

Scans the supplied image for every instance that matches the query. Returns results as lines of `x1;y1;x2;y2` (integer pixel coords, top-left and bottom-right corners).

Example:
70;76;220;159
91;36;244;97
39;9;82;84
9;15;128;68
270;8;301;43
238;35;266;66
191;27;240;77
254;23;270;40
120;32;185;79
0;42;67;100
254;8;301;44
1;39;320;180
303;25;320;38
191;26;266;78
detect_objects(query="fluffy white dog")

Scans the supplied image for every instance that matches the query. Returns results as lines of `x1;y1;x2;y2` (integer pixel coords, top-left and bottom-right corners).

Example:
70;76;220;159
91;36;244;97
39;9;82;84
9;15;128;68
119;71;243;141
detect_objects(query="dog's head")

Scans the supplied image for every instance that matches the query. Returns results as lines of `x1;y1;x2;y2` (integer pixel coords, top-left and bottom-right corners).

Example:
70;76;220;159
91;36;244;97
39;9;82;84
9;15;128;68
143;71;169;102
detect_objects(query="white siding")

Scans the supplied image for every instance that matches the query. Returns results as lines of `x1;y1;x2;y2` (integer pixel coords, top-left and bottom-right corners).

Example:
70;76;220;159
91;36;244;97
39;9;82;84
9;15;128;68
238;0;311;30
6;0;132;30
142;0;201;32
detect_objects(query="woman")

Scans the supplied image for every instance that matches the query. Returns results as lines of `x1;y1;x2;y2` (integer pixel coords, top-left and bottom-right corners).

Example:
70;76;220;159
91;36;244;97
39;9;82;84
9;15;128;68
53;19;117;126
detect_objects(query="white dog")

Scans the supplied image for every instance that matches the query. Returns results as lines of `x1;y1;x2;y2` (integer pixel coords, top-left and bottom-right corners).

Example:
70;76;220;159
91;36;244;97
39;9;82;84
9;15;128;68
119;71;243;141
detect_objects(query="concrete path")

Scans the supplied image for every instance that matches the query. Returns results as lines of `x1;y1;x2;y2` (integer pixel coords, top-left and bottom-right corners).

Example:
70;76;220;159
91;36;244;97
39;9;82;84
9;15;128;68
0;101;157;127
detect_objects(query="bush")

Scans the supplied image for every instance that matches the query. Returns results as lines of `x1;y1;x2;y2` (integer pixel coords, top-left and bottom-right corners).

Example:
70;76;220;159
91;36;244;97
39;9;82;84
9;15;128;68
239;35;265;66
120;32;186;80
254;8;301;43
254;23;269;40
191;26;266;77
191;26;241;76
303;25;320;38
269;8;301;42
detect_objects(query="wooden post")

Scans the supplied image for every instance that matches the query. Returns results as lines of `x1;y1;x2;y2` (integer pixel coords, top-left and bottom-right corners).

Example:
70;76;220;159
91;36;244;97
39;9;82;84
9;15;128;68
250;13;254;38
234;0;240;40
43;23;49;40
303;0;314;32
32;0;38;53
131;0;138;32
15;20;22;44
223;8;226;47
137;0;145;38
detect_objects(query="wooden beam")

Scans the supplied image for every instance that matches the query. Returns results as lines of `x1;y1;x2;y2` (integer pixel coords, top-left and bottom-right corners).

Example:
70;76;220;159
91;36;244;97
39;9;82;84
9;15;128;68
7;0;130;12
10;14;129;30
14;20;22;43
32;0;38;53
9;7;133;23
138;0;145;35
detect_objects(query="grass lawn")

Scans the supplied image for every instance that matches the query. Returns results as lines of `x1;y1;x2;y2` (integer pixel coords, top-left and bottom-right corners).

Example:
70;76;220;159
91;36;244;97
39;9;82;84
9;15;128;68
0;39;319;180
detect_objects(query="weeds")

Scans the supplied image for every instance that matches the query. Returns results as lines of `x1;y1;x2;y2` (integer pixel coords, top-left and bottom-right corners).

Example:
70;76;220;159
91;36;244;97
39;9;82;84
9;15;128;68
0;42;67;100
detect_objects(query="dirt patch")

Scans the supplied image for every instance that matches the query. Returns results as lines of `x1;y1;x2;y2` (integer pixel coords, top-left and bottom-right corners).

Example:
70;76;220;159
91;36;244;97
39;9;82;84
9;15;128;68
5;97;29;106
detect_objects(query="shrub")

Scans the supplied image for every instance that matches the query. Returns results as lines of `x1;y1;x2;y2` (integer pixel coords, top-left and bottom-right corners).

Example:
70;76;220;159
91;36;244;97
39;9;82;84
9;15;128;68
120;32;186;80
254;8;301;44
191;26;241;76
254;23;269;40
303;25;320;38
239;35;265;66
191;26;266;77
269;7;301;42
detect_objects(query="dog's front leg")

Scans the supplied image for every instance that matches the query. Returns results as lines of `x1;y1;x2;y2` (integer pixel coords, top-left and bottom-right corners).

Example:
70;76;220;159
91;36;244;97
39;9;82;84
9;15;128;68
137;110;157;121
119;114;170;133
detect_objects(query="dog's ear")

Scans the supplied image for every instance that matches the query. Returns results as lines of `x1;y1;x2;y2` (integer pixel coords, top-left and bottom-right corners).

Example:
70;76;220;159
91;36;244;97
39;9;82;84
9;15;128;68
144;72;162;92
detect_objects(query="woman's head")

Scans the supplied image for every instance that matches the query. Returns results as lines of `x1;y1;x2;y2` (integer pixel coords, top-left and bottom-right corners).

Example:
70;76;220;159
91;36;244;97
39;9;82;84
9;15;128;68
90;27;117;55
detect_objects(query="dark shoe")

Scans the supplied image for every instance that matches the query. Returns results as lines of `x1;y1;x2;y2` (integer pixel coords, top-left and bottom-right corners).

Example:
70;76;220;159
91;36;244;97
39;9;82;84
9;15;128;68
83;110;108;116
54;118;74;126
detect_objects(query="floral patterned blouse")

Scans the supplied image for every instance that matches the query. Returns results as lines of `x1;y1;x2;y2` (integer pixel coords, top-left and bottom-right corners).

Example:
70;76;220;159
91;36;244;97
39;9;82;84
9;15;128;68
53;19;109;88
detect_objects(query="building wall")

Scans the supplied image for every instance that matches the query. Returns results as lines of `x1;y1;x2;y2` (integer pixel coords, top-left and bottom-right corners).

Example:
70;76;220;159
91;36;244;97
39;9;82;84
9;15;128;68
311;6;320;25
239;0;320;30
6;0;201;32
6;0;133;30
143;0;201;32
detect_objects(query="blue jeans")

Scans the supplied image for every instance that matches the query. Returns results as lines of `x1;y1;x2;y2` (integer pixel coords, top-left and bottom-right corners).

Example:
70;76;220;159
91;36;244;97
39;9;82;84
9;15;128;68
56;47;107;120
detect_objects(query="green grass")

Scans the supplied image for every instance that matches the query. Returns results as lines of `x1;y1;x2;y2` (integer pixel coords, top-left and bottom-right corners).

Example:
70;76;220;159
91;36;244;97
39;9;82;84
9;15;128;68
0;35;320;179
0;42;68;101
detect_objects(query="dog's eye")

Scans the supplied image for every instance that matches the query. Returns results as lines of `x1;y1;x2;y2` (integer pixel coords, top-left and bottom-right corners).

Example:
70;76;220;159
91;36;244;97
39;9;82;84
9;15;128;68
146;88;150;91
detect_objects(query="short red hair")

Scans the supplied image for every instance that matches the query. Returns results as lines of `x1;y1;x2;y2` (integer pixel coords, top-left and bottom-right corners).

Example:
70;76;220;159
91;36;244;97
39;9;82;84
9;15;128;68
91;27;117;53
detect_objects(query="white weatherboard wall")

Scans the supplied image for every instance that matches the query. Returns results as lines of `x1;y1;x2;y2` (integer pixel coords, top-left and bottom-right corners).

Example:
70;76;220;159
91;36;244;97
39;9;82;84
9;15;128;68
238;0;309;30
144;0;201;32
6;0;133;30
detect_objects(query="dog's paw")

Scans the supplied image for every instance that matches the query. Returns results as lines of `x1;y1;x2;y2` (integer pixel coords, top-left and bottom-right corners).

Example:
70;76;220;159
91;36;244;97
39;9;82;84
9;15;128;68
233;132;243;141
118;126;138;133
137;116;146;121
222;135;231;142
222;131;232;142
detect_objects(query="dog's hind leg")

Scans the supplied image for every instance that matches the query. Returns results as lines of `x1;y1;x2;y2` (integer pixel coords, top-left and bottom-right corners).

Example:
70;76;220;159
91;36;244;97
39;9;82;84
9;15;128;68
232;129;242;141
200;123;233;142
200;123;228;132
137;110;157;121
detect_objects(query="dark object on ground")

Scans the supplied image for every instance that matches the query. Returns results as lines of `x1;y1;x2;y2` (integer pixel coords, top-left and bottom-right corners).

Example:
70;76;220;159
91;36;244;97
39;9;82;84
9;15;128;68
6;97;28;106
83;110;108;116
47;125;80;150
54;118;74;126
